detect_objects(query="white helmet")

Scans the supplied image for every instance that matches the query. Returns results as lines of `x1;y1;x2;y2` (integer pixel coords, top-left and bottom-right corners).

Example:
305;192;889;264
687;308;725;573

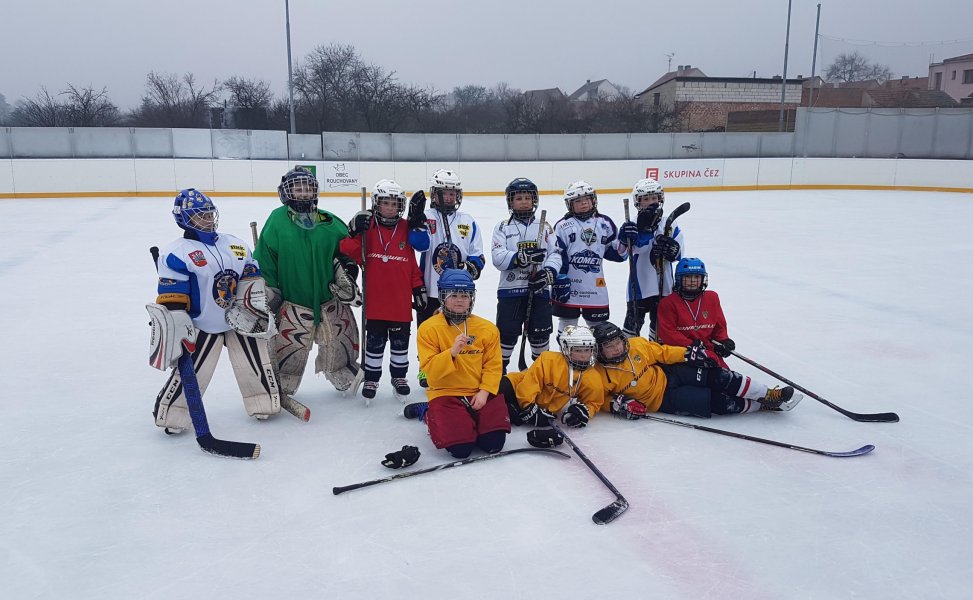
564;180;597;219
430;168;463;214
371;179;406;227
632;178;664;211
559;325;596;371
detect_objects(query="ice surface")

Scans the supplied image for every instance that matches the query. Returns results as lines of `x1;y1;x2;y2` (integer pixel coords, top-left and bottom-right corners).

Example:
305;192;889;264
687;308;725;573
1;189;971;599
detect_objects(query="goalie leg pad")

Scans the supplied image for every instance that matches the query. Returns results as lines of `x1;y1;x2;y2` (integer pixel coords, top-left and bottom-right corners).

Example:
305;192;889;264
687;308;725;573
315;299;361;392
225;277;278;339
273;302;316;397
153;330;223;430
225;331;281;417
146;303;196;371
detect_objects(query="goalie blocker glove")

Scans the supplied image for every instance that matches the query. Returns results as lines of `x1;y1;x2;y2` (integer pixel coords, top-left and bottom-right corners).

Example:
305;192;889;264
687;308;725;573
528;267;557;293
611;395;647;420
381;445;421;469
526;427;564;448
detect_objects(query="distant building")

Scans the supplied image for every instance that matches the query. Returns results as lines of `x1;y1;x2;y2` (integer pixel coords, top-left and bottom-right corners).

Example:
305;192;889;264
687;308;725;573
928;53;973;104
803;76;956;109
523;87;566;107
568;79;623;101
634;65;801;131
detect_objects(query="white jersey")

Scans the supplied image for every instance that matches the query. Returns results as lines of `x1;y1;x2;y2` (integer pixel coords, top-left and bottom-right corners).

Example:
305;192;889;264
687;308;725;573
156;234;258;334
420;208;485;296
553;213;627;308
628;222;686;300
491;215;561;299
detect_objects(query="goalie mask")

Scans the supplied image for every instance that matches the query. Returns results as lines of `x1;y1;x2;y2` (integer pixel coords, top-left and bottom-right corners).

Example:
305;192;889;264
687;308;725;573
437;268;475;324
632;178;664;230
172;189;219;245
430;169;463;215
371;179;407;227
505;177;539;221
559;325;596;371
592;321;629;365
674;257;708;301
564;181;597;220
278;167;319;214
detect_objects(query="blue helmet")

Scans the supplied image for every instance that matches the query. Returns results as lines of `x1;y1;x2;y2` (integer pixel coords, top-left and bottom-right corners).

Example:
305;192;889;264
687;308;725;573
674;257;708;300
438;268;476;322
172;189;219;245
505;177;538;220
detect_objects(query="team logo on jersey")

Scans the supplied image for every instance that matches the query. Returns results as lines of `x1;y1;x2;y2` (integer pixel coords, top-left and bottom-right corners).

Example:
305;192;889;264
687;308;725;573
634;355;642;363
465;335;477;346
702;311;709;318
568;250;601;273
399;241;406;250
188;250;207;267
432;242;461;275
212;269;239;309
229;244;246;259
580;228;597;246
595;277;606;288
505;272;517;282
457;224;470;238
427;219;437;235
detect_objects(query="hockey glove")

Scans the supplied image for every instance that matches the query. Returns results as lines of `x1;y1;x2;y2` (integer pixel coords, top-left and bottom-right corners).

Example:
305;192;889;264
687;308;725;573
618;221;639;245
561;401;589;428
638;204;663;233
684;340;717;368
463;260;481;280
329;256;362;307
266;286;283;314
348;210;373;236
713;338;735;358
381;445;421;469
516;246;546;268
611;394;647;420
552;274;572;303
408;190;427;229
412;286;428;311
516;402;556;427
528;267;557;294
649;235;680;263
527;427;564;448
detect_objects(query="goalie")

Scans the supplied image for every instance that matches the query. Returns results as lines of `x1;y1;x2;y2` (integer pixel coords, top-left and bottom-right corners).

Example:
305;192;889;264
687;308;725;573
149;189;281;435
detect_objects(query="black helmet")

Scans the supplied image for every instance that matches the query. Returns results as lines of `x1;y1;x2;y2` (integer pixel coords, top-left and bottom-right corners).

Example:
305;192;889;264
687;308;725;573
592;321;629;365
505;177;539;220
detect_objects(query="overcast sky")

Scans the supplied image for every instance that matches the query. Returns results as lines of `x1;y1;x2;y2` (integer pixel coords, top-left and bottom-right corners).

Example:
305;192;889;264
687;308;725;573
2;0;972;110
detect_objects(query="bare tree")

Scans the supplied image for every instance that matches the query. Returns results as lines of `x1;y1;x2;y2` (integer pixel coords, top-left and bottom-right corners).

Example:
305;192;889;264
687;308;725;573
130;72;220;128
223;76;273;109
0;93;10;125
825;51;893;84
294;44;360;131
61;84;119;126
10;87;66;126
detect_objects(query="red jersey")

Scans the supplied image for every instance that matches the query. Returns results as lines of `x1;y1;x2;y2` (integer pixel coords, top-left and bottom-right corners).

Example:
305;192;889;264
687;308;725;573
657;290;730;369
339;219;423;322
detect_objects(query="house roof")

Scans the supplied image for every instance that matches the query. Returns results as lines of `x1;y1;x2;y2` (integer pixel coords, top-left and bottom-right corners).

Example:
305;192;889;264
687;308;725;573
523;88;565;104
635;68;706;97
863;89;958;108
882;76;928;90
941;52;973;64
567;79;619;101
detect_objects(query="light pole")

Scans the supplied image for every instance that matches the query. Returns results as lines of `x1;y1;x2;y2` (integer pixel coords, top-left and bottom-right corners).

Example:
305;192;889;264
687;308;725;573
778;0;793;132
285;0;296;134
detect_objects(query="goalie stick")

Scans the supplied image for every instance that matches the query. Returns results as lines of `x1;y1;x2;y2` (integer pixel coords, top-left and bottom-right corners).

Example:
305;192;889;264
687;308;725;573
250;220;311;422
549;420;629;525
351;187;369;402
150;246;261;459
332;447;570;495
517;209;547;371
641;414;875;458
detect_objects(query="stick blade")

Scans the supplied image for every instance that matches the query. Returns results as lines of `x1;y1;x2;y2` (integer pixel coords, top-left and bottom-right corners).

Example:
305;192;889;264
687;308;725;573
197;433;261;459
592;499;629;525
825;444;875;458
849;412;899;423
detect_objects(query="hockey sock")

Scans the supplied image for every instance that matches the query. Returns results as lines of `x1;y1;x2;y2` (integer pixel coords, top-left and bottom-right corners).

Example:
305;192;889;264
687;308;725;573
528;337;548;360
389;329;410;378
500;339;516;365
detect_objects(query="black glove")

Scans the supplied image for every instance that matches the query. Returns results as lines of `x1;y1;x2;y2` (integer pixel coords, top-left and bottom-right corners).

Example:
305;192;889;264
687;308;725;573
618;221;639;245
649;235;680;263
528;267;556;294
638;205;663;232
381;445;420;469
464;260;481;280
408;190;427;229
516;246;546;268
412;286;428;311
527;427;564;448
516;402;556;427
684;340;717;367
610;395;647;420
561;402;589;428
713;338;735;358
348;210;372;236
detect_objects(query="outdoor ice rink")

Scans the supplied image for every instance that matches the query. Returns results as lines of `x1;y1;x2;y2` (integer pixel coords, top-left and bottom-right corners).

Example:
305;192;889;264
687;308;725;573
2;188;972;599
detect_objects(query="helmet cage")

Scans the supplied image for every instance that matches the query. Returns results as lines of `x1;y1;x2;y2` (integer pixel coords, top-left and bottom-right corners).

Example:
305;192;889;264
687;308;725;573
173;189;219;245
559;326;596;371
278;169;319;214
438;289;475;323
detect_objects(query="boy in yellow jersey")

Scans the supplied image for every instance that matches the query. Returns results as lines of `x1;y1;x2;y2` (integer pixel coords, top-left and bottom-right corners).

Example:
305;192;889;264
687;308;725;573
405;269;510;458
591;321;800;419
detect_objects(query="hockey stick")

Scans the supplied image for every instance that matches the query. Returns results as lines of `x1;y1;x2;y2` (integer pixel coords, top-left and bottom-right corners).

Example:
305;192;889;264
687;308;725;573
716;343;900;423
549;420;629;524
641;414;875;457
351;186;369;401
150;246;261;459
517;209;547;371
332;447;570;495
623;198;637;334
249;221;311;422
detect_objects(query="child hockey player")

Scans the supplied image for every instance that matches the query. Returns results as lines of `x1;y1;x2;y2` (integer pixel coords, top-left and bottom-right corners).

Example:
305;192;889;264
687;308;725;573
657;257;732;369
340;179;430;400
150;189;280;434
616;178;685;340
591;322;801;421
254;166;361;397
552;180;628;334
490;177;561;373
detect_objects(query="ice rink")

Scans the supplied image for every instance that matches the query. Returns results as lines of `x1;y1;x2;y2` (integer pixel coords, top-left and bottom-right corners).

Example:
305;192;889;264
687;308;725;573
2;188;972;599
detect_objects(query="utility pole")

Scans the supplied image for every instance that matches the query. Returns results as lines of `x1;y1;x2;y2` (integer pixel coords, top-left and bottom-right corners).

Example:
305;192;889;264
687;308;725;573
665;53;675;72
808;4;822;108
285;0;297;135
778;0;793;132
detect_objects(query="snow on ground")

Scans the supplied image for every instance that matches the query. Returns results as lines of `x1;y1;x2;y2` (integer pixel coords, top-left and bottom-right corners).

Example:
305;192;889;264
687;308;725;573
1;189;972;599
